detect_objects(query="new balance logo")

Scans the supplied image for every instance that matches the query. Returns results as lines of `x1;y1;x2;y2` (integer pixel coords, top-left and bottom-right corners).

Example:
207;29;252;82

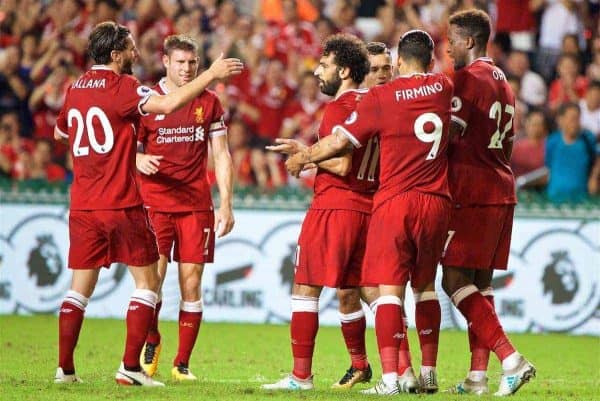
419;329;433;335
393;332;405;339
60;308;73;313
180;322;194;328
129;305;139;311
155;114;165;121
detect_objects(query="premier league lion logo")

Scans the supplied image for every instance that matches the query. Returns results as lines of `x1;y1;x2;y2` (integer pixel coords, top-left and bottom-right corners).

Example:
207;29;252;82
542;250;579;305
27;234;63;287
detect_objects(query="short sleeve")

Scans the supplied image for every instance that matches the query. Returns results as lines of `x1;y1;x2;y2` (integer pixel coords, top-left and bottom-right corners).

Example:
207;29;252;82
333;90;380;148
208;94;227;138
55;87;71;138
117;75;156;118
450;70;474;135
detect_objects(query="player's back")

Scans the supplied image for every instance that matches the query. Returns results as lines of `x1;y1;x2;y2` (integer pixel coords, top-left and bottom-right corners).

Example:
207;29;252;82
449;58;516;206
57;66;147;210
369;73;452;208
311;89;378;213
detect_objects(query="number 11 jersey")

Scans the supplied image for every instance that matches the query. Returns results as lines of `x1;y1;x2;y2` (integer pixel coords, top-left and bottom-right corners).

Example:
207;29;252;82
448;57;517;206
310;89;379;213
56;66;153;210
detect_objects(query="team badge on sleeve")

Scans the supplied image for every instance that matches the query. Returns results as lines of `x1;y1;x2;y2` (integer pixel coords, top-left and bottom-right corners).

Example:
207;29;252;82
345;111;358;125
136;85;157;97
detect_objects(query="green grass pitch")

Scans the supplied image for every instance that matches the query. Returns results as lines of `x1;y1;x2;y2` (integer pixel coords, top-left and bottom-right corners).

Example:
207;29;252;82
0;315;598;400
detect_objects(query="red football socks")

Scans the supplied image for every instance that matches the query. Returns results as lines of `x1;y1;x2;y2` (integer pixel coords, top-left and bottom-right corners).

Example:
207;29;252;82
122;289;157;370
290;295;319;380
397;309;412;375
145;299;162;345
469;292;494;371
415;296;441;367
454;287;515;363
58;291;88;373
340;310;369;370
375;297;403;374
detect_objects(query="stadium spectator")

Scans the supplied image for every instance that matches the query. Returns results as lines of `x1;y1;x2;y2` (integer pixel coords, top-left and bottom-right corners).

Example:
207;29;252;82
546;102;598;203
536;0;584;80
136;35;234;382
28;139;66;182
0;44;33;136
52;21;241;387
494;0;540;53
505;51;547;108
280;72;325;143
579;81;600;138
548;54;589;112
442;9;535;396
227;117;266;187
512;110;549;182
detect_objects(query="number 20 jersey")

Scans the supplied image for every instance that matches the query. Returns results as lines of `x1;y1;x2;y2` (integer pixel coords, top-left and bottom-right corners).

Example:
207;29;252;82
311;89;378;213
448;57;517;206
56;66;151;210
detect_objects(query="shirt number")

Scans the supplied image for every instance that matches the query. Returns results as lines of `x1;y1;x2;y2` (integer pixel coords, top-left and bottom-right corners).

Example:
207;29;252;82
414;112;443;160
357;137;379;181
488;101;515;149
69;107;114;157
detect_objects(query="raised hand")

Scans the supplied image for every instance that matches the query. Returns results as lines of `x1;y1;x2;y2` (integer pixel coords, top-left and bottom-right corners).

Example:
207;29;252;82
208;52;244;80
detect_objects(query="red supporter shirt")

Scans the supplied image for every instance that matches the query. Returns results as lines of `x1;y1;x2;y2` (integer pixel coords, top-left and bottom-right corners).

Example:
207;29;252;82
336;73;452;210
137;78;226;212
449;57;517;206
496;0;536;33
310;89;378;213
55;66;153;210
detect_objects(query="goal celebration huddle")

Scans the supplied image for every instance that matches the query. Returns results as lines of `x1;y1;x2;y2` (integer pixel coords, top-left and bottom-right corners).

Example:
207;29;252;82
54;9;535;397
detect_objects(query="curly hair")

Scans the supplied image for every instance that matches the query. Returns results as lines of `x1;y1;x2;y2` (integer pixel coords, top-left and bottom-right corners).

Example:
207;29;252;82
322;33;369;84
88;21;131;64
449;9;491;50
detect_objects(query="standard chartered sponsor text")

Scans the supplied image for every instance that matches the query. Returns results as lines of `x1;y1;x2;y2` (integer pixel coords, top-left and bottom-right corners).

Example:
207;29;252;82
156;126;204;144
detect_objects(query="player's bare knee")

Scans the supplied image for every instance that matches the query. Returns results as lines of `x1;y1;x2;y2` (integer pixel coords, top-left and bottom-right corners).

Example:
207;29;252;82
293;283;322;298
360;286;379;305
337;287;361;313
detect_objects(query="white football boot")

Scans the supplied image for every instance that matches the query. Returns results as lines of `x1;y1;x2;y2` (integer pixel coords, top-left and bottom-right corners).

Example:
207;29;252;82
397;367;419;393
495;357;536;396
115;362;165;386
261;374;314;390
54;367;83;384
360;378;400;395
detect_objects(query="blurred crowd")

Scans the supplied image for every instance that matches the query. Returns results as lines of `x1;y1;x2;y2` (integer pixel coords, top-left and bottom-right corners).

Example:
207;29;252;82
0;0;599;203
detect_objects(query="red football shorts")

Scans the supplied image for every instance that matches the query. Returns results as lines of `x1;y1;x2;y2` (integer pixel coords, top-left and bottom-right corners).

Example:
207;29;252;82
295;209;370;288
441;205;514;270
147;210;215;264
362;191;451;288
68;206;159;269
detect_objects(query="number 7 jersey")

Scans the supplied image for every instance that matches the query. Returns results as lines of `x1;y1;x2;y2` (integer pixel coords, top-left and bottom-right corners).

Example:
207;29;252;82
448;57;517;206
55;66;152;210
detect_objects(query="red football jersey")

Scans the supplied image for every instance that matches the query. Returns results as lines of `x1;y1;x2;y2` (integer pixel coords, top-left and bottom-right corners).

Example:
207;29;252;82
55;66;153;210
449;57;517;206
311;89;378;213
137;79;226;212
336;73;452;209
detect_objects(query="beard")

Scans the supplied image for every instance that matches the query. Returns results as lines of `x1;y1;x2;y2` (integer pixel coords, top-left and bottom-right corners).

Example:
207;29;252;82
121;59;133;75
319;74;342;96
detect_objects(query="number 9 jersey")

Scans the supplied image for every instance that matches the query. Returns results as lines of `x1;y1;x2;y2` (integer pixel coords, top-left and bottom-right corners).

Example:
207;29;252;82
335;72;453;210
448;57;517;206
55;65;153;210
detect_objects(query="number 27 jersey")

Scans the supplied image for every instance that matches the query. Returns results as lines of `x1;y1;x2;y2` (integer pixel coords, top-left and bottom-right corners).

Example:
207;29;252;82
449;57;517;206
55;66;152;210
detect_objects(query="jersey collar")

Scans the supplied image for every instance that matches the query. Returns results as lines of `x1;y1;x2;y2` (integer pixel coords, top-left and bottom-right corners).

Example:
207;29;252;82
334;87;368;100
